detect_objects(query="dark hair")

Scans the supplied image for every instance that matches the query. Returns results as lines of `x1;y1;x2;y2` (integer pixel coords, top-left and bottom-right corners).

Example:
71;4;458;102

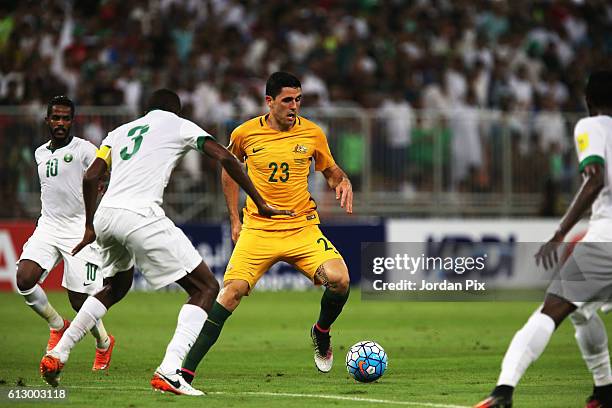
47;95;75;118
146;89;181;114
265;72;301;98
585;71;612;109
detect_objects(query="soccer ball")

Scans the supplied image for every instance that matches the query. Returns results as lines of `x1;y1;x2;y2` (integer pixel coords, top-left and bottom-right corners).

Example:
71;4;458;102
345;340;388;382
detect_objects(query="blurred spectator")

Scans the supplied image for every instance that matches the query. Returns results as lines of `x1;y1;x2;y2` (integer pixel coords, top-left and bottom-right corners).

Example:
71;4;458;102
409;99;451;192
116;67;142;115
82;117;104;146
378;89;413;191
335;114;364;191
449;89;483;191
532;94;568;154
509;64;534;110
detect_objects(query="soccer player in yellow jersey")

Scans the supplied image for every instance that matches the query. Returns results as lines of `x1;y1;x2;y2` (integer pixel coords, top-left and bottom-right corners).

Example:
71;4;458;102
180;72;353;383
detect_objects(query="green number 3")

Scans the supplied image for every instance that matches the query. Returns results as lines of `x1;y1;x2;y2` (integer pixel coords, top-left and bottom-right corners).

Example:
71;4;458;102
120;125;149;160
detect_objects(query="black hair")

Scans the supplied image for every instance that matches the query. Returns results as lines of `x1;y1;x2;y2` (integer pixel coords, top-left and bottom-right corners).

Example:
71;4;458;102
146;89;181;114
47;95;75;118
265;72;301;98
585;71;612;109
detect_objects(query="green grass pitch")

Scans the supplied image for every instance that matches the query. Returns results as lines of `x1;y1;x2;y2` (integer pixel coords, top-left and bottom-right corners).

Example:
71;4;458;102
0;290;601;407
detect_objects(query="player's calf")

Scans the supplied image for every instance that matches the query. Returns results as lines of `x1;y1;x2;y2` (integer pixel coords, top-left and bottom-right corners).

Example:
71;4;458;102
310;260;350;373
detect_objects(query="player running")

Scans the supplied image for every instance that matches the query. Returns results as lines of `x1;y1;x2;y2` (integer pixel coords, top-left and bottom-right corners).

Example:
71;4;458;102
475;71;612;408
179;71;353;385
17;96;114;372
39;89;288;395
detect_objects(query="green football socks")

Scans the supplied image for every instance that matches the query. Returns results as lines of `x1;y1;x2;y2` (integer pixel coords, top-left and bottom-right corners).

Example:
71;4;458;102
181;301;232;382
316;287;350;330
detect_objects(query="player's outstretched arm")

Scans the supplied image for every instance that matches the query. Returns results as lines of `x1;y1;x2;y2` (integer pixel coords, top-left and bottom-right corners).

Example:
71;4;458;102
202;139;294;218
536;163;604;269
221;168;242;243
322;165;353;214
72;157;108;255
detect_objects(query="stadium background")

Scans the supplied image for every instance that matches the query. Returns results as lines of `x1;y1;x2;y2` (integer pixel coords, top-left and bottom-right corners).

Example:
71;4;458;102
0;1;611;407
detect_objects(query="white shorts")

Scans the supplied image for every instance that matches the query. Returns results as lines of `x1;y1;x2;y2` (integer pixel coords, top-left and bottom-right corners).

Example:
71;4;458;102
94;207;202;290
547;221;612;316
19;229;103;295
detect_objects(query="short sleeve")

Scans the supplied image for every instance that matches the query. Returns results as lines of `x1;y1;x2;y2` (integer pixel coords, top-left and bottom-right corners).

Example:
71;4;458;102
100;131;115;149
313;127;336;171
81;141;97;168
180;119;215;152
34;148;41;166
575;118;605;172
227;127;246;162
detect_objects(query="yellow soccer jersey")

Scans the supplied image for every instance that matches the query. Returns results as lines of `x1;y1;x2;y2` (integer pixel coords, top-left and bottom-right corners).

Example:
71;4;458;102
228;114;336;230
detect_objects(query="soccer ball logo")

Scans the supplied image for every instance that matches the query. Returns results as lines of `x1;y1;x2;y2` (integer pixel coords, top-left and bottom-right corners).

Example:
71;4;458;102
345;340;387;382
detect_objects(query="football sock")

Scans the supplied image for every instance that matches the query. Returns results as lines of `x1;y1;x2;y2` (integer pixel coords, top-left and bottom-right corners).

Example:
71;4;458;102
90;319;111;350
594;384;612;401
316;287;350;330
18;284;64;330
159;304;206;375
496;310;555;387
491;384;514;400
181;301;232;382
572;313;612;386
51;296;108;363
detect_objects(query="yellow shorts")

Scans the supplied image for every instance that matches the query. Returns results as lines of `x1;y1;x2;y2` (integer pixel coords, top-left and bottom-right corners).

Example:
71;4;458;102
224;225;344;288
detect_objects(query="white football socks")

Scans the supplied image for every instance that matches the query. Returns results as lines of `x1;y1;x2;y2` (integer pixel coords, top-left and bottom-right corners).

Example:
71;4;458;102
158;304;207;375
572;312;612;386
497;310;555;387
19;284;64;330
50;296;108;363
90;320;111;350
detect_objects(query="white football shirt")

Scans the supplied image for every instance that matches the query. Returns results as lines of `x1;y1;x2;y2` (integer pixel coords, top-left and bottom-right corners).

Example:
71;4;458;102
35;137;97;240
98;110;214;213
574;115;612;222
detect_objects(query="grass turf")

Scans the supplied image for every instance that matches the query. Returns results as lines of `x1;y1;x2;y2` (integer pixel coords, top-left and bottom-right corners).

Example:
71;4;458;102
0;290;601;407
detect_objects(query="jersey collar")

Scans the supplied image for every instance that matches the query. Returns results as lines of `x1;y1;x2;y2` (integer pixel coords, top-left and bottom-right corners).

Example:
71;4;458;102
47;136;75;153
261;114;301;131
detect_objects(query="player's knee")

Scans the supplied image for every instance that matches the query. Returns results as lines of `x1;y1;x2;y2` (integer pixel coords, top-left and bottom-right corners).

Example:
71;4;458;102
569;309;590;326
541;294;576;327
334;274;350;294
16;265;40;292
328;269;350;294
219;280;248;310
204;277;220;298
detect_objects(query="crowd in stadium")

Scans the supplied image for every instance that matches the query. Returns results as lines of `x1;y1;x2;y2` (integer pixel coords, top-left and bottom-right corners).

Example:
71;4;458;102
1;0;611;218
